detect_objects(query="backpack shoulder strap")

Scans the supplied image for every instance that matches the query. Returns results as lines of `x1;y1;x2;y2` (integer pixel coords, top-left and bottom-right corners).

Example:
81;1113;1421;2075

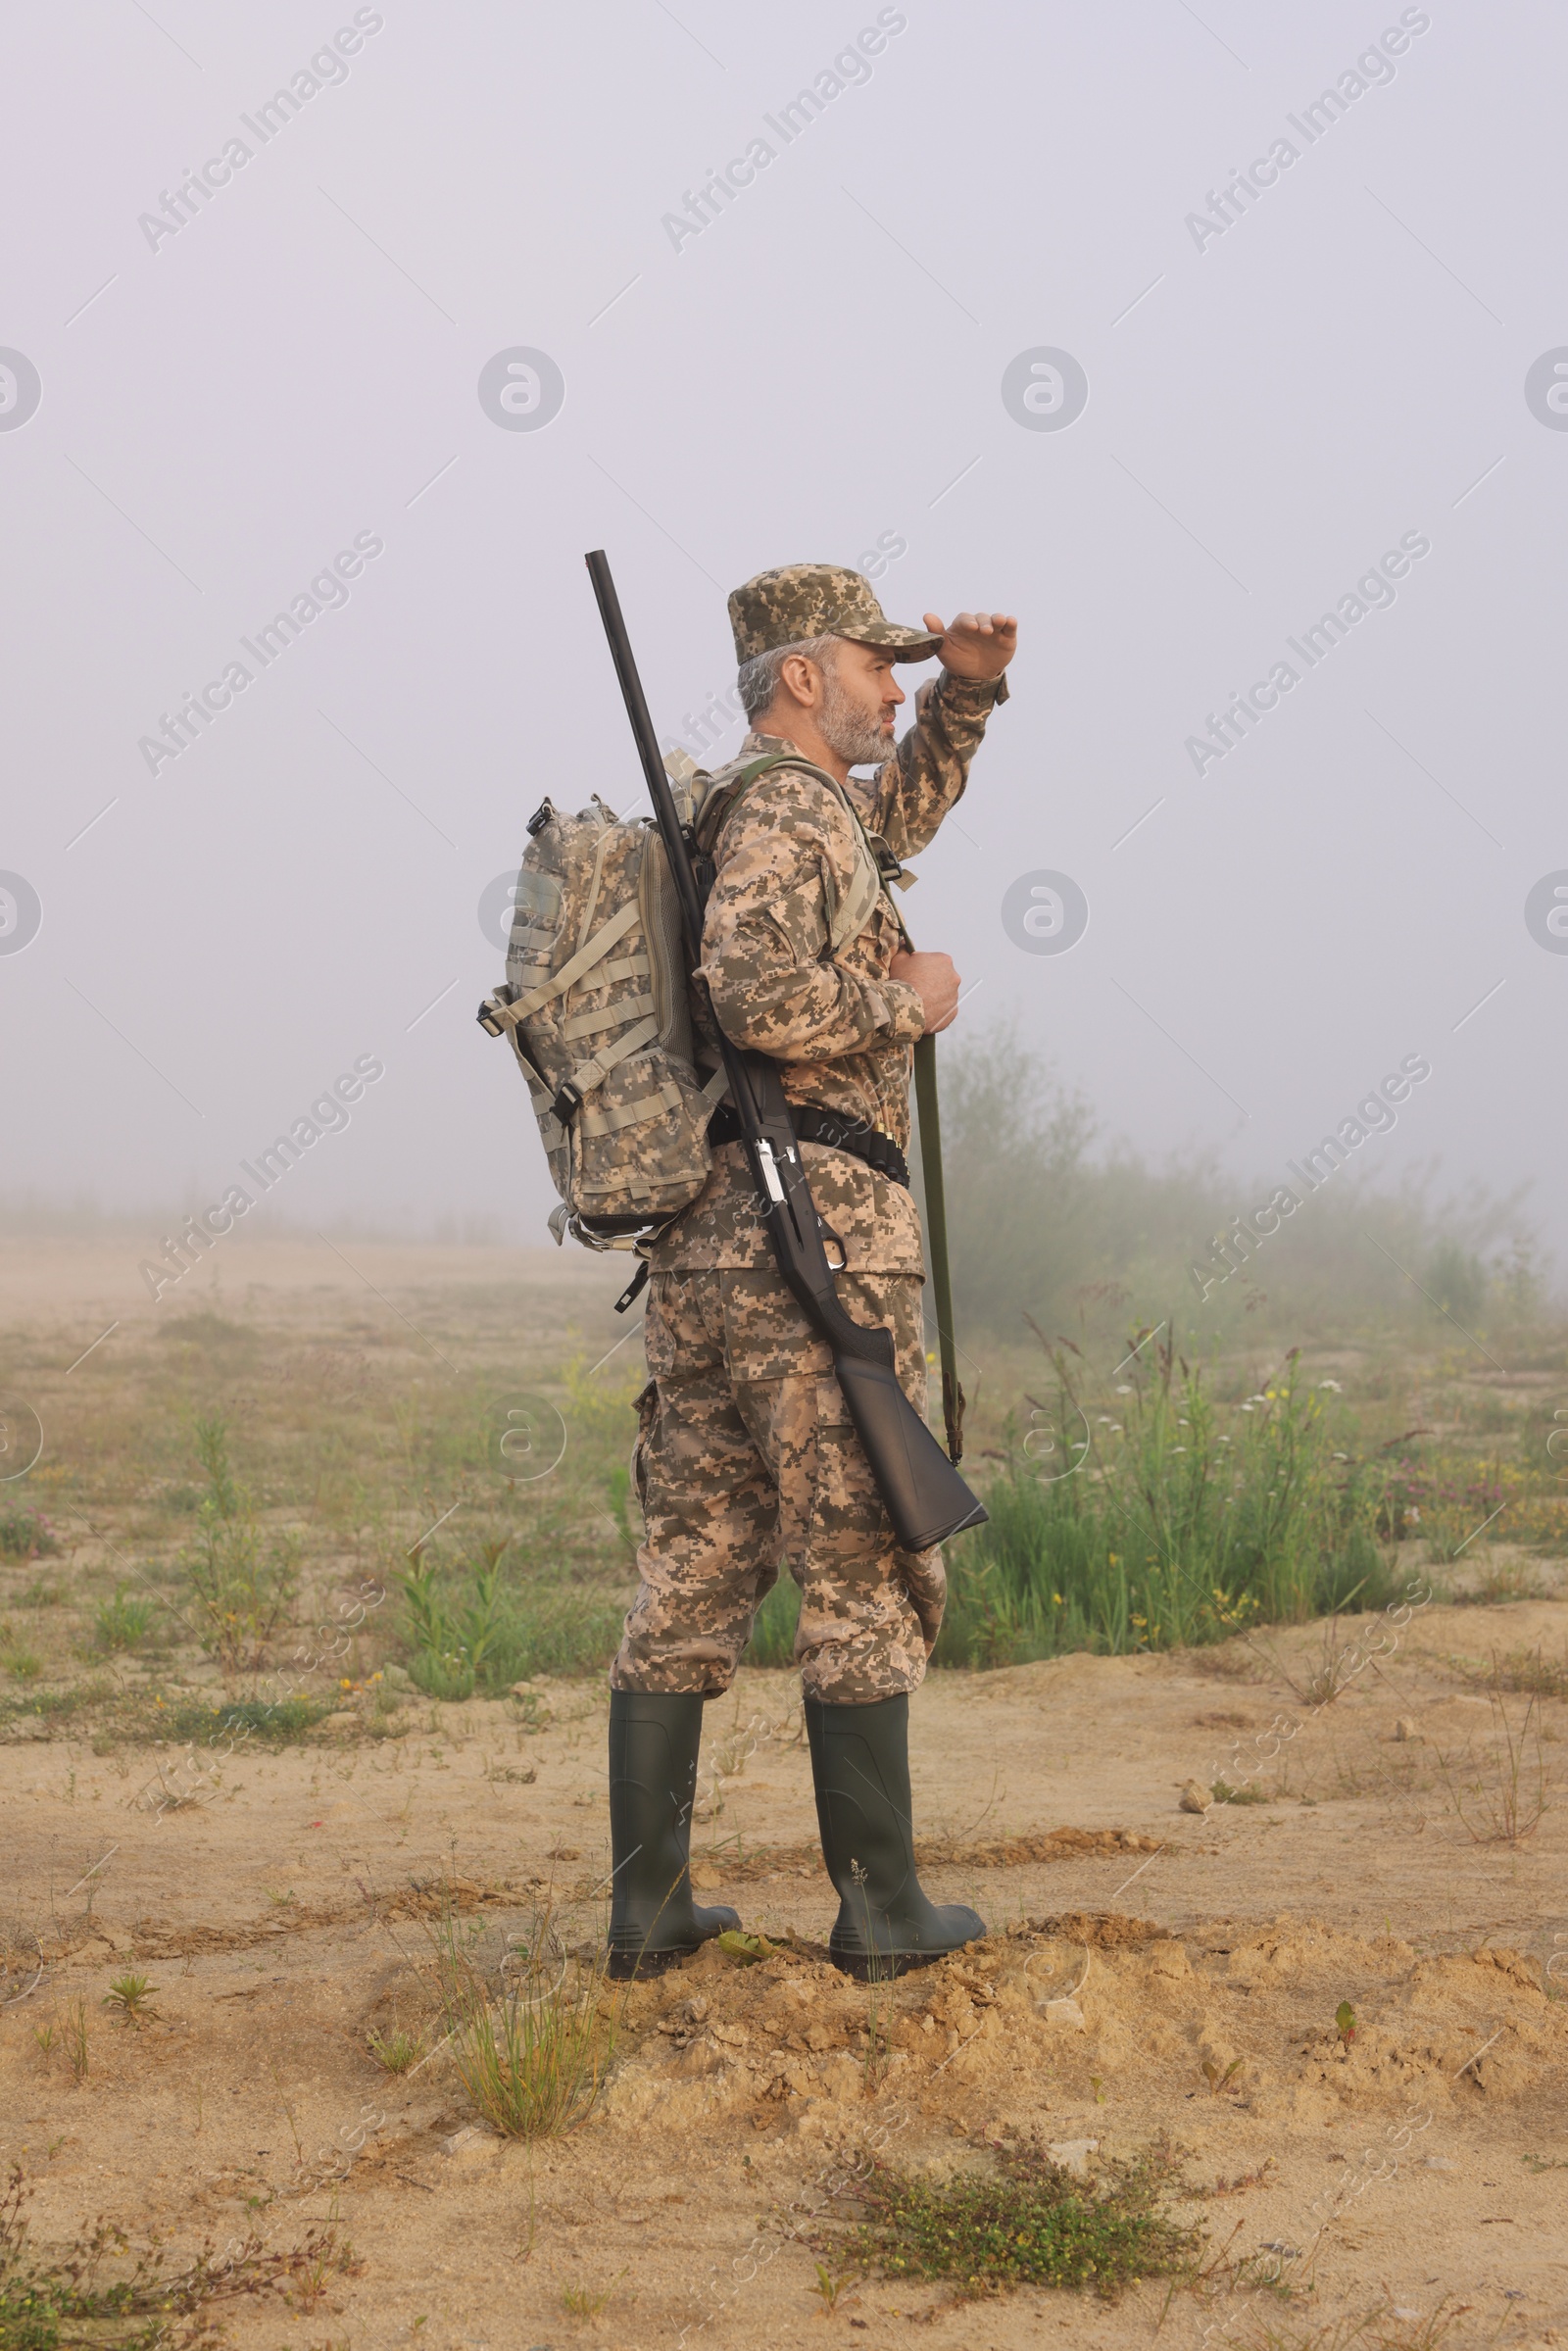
692;752;797;853
697;753;910;955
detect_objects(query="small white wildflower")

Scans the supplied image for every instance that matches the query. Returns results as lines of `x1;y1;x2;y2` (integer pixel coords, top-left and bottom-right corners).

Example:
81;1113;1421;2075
1114;1383;1134;1396
1317;1379;1344;1394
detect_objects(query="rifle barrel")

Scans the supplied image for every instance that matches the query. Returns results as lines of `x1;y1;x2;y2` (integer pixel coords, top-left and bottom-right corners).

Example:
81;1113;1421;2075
584;549;706;957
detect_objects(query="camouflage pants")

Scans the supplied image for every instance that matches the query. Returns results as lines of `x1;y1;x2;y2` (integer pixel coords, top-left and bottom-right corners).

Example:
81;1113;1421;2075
612;1268;946;1704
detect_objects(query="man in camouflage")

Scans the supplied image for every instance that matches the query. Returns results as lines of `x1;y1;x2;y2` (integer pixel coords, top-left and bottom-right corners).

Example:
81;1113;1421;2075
607;563;1016;1981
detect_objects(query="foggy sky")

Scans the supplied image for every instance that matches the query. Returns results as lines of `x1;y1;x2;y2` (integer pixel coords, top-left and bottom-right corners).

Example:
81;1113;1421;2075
3;0;1563;1304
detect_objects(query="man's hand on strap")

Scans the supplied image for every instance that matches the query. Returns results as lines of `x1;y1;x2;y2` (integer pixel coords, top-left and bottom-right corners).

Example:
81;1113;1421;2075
890;949;961;1036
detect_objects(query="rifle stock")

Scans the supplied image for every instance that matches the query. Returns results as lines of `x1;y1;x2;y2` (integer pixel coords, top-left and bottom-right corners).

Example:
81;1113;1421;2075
584;548;986;1553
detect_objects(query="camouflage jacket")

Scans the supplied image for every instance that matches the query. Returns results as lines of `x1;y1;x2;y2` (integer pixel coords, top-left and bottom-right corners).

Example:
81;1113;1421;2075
650;666;1007;1276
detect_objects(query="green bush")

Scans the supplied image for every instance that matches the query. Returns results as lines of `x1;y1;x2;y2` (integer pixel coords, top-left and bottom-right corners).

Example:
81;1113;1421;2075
0;1506;58;1560
164;1694;326;1745
398;1542;627;1696
936;1341;1399;1667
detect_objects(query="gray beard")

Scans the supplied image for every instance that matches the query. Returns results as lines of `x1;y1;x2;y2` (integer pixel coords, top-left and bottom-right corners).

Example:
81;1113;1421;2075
817;664;895;768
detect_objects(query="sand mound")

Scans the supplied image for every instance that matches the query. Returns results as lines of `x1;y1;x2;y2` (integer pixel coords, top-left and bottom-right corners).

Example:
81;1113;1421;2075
597;1913;1567;2147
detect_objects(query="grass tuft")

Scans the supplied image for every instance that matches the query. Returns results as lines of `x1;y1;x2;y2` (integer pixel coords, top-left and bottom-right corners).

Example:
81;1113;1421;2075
163;1694;326;1746
93;1589;156;1654
177;1416;300;1671
63;1998;90;2082
1472;1641;1568;1699
830;2139;1200;2300
367;2026;424;2075
431;1891;614;2139
1437;1686;1548;1844
102;1972;160;2028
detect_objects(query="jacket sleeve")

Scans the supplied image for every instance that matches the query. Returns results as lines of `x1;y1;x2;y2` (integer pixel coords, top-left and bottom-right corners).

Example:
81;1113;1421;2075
864;667;1009;860
698;776;926;1062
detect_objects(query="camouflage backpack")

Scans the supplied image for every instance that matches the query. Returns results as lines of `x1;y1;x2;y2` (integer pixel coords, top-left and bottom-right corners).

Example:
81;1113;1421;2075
477;750;886;1260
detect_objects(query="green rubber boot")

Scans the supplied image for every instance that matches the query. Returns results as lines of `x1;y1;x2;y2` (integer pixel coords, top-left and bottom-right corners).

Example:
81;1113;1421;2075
607;1690;740;1980
806;1691;986;1979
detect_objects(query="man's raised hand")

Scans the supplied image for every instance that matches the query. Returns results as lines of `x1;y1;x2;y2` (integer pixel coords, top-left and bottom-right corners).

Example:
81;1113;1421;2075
922;610;1018;682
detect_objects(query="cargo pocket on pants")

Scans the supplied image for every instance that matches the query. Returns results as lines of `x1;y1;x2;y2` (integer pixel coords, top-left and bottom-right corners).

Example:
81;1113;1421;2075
630;1378;658;1516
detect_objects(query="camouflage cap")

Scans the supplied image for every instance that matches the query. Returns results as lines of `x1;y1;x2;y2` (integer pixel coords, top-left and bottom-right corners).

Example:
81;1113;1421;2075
728;564;942;665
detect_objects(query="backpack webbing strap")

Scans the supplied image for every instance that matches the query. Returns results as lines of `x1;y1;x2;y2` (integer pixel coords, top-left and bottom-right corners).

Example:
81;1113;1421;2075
562;991;656;1044
488;896;642;1031
562;1013;660;1102
578;1079;682;1139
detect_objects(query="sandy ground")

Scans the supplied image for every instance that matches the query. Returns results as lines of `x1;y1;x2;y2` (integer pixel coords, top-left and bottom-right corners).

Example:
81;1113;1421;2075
0;1230;625;1347
2;1238;1566;2348
6;1622;1567;2349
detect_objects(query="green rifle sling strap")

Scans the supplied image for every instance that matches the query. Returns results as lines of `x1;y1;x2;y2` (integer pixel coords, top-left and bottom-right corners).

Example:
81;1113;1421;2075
912;1030;965;1465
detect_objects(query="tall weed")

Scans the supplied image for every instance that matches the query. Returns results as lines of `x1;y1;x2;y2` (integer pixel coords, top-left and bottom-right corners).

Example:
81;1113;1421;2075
432;1893;612;2137
938;1338;1396;1666
178;1418;300;1670
397;1539;626;1695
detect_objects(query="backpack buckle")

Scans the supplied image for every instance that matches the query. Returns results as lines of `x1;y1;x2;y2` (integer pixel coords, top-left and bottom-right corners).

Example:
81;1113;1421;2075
476;984;516;1038
551;1077;584;1124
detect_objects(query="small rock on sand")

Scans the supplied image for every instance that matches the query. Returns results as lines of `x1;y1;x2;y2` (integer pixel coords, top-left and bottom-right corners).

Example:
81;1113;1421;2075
1179;1781;1212;1813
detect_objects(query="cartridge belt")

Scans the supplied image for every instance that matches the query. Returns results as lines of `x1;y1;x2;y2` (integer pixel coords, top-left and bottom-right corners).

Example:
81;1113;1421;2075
707;1102;908;1190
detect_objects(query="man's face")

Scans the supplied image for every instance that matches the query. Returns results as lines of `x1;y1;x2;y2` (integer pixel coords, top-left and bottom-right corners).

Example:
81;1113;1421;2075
816;639;905;767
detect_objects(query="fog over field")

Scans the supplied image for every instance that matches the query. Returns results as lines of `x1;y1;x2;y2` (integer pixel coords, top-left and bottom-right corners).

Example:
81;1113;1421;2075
3;1;1564;1314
